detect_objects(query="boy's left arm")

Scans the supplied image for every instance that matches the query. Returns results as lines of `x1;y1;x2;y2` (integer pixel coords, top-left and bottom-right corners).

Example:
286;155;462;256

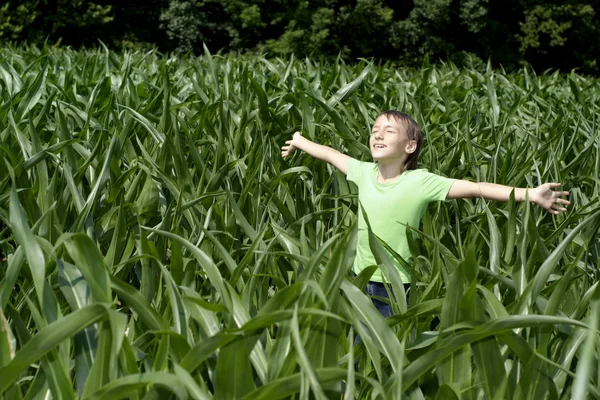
447;180;571;215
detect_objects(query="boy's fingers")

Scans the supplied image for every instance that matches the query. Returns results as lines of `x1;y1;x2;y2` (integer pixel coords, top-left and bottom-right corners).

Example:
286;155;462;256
548;182;562;188
550;202;569;213
548;206;561;214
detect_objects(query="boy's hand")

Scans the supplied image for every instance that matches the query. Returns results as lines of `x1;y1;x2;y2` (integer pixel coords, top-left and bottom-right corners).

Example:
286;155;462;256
281;131;302;158
530;183;570;215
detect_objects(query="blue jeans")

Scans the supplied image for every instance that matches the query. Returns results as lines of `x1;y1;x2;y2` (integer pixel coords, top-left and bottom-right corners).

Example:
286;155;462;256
354;281;410;349
366;281;411;318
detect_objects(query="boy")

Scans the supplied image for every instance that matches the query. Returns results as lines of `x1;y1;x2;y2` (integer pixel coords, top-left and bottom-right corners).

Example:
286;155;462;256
281;110;570;317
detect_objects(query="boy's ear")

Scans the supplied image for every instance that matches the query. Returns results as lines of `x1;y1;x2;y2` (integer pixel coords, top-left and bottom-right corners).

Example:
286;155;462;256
405;140;417;154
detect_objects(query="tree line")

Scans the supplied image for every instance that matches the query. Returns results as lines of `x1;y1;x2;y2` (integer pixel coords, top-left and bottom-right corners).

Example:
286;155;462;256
1;0;599;74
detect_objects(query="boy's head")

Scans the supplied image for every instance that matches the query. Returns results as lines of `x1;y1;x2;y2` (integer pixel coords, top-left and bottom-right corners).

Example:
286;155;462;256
370;110;422;170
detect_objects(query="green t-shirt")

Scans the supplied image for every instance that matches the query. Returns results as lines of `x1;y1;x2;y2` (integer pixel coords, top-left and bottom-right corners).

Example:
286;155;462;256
346;158;455;283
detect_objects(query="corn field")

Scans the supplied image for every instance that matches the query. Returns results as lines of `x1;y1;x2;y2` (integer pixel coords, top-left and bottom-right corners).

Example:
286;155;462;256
0;44;600;399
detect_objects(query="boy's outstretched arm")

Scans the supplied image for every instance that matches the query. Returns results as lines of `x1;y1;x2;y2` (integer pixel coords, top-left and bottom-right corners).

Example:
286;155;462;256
447;180;571;215
281;132;352;175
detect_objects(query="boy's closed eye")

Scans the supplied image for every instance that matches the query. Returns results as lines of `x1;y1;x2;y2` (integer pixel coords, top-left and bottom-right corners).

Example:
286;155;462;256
371;130;398;136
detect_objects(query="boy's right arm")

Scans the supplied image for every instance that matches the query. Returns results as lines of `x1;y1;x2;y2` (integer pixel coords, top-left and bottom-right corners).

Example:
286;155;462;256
281;132;352;175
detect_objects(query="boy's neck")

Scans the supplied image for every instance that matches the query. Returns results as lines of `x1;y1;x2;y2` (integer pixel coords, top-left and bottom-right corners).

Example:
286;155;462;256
376;159;407;182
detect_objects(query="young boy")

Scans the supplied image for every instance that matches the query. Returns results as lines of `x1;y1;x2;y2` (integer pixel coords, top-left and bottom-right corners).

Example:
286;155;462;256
281;110;570;317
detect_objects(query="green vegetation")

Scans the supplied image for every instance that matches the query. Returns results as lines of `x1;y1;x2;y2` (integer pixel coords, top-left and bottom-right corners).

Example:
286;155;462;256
0;45;599;398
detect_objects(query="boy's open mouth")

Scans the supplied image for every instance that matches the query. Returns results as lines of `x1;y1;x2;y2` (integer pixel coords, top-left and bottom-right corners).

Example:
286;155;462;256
373;144;386;148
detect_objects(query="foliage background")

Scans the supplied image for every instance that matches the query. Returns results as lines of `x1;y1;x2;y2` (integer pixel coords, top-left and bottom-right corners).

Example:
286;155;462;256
0;45;599;398
1;0;600;74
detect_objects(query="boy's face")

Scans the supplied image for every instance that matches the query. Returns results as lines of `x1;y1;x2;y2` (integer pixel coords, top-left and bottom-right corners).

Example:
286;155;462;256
369;115;415;162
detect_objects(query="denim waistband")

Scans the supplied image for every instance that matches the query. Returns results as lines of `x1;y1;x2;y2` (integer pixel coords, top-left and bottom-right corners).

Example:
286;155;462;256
368;280;410;288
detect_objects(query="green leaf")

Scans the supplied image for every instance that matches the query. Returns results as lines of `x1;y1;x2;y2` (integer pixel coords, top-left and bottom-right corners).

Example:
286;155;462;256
327;64;370;108
290;304;328;400
214;335;258;400
571;289;600;399
57;259;96;396
15;61;47;122
0;308;15;367
142;226;232;311
0;304;111;394
61;233;111;304
242;368;346;400
9;184;47;306
530;209;600;302
85;372;188;400
110;276;163;331
472;336;507;400
119;104;165;144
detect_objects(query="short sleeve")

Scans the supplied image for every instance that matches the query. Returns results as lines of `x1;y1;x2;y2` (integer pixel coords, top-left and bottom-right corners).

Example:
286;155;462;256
421;171;456;202
346;158;364;184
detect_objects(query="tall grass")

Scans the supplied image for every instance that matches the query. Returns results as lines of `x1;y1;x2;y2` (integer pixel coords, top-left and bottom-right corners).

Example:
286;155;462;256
0;44;599;399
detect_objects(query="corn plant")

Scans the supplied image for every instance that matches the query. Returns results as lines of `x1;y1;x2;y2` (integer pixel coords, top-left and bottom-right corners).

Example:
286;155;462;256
0;44;599;399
